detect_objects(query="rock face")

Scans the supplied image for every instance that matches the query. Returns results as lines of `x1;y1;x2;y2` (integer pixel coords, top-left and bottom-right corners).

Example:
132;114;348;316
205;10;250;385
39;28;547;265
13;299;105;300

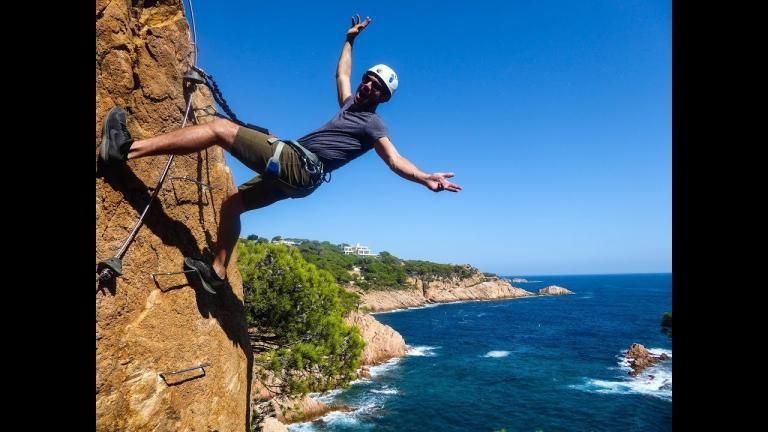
358;271;535;312
625;343;669;377
96;1;251;430
538;285;575;296
345;312;408;365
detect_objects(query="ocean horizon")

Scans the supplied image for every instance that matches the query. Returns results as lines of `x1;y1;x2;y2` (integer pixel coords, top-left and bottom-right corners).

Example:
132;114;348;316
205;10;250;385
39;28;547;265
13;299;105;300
290;273;672;431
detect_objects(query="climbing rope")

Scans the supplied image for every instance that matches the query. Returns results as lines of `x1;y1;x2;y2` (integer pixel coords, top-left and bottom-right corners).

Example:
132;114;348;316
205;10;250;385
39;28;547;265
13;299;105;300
186;64;270;134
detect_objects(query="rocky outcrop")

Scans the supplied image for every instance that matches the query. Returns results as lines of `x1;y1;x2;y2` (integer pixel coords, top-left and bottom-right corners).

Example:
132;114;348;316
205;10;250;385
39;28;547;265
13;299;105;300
538;285;575;296
345;312;408;365
625;343;670;377
271;396;342;423
96;1;250;430
358;287;429;312
255;395;351;428
357;271;535;312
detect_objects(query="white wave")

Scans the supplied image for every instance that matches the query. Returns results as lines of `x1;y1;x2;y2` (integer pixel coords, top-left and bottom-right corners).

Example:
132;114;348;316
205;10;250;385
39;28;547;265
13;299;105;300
571;369;672;401
647;347;672;358
289;391;389;431
287;409;363;431
287;422;317;431
368;357;402;377
572;349;672;401
371;386;399;395
370;307;409;314
407;345;440;357
483;350;510;358
309;388;344;404
371;302;442;315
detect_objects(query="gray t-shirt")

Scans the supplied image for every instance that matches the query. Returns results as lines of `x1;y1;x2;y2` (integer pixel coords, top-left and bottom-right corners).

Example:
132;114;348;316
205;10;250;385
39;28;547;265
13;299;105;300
298;96;389;172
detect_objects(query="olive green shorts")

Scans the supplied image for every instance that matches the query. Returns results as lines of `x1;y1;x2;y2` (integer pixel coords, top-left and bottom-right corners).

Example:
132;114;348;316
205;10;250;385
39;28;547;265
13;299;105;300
230;127;317;211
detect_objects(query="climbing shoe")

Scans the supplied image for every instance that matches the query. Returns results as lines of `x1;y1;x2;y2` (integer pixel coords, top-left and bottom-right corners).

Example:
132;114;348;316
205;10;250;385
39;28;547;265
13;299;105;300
100;107;134;164
183;257;227;294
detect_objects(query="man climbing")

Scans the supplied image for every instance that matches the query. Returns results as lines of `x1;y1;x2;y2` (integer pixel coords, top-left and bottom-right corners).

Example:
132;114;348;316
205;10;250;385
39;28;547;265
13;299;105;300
99;15;462;294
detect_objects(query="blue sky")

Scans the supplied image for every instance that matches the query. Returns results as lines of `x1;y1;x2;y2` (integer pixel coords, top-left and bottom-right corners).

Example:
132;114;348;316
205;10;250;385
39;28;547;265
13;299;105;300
183;0;671;275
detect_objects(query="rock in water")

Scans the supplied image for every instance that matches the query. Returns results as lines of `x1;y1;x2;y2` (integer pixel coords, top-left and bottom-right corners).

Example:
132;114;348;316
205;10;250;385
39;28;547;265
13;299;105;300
537;285;575;295
625;343;669;377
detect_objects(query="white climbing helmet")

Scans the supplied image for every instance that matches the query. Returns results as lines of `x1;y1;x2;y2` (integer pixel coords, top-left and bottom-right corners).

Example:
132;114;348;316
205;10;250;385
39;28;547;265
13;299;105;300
365;64;398;101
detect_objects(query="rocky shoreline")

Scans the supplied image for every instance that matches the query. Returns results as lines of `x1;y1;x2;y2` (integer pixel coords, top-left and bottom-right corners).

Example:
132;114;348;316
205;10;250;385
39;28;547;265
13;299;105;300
356;276;574;313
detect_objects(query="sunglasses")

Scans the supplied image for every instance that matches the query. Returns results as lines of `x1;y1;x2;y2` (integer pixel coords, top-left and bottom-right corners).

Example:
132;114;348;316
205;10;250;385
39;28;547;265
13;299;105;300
363;74;385;92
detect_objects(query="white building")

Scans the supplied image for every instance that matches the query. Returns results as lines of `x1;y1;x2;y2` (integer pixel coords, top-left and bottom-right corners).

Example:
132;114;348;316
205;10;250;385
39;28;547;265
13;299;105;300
272;239;298;247
343;243;379;256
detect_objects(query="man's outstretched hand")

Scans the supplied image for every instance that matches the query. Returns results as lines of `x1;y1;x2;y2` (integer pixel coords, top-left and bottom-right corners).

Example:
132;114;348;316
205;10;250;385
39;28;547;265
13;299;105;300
426;173;463;193
347;14;371;40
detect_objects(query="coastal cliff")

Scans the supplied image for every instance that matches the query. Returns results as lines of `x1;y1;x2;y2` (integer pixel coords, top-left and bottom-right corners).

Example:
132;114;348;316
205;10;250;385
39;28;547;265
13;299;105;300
358;271;536;312
345;312;409;365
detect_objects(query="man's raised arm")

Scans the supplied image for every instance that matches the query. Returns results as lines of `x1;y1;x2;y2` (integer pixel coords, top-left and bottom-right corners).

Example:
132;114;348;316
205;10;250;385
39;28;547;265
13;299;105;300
374;137;463;193
336;15;371;107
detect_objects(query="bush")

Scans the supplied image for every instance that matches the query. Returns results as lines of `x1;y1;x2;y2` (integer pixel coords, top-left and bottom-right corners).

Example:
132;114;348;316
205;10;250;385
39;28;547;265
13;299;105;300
238;240;364;394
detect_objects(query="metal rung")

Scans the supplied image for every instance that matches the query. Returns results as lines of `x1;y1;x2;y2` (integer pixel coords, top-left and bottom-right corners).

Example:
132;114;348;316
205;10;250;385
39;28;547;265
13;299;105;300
159;363;210;382
151;269;197;284
193;106;218;117
169;176;215;205
170;176;214;190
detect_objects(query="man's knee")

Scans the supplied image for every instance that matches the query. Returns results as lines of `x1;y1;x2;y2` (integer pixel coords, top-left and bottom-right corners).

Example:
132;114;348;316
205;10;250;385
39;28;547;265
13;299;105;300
221;189;246;215
208;118;239;150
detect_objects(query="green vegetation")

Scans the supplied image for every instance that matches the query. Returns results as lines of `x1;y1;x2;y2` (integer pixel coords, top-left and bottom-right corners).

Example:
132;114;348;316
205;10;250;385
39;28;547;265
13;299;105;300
661;312;672;338
238;240;364;395
237;234;489;396
295;240;359;285
245;234;268;243
289;239;482;290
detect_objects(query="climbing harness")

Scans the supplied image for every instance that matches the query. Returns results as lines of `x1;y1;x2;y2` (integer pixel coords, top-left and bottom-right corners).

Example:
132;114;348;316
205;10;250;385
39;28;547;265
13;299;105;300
264;138;331;188
265;138;285;176
178;65;333;189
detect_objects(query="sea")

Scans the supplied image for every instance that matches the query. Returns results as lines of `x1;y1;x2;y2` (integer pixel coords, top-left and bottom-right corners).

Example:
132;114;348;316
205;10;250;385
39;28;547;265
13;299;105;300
289;273;672;431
